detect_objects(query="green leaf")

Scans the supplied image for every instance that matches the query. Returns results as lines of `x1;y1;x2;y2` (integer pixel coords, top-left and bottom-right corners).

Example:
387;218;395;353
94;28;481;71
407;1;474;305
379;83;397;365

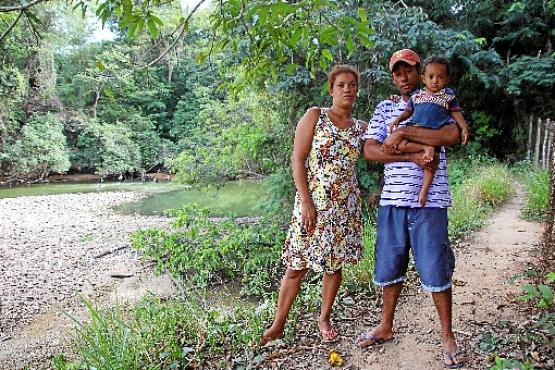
345;36;355;55
150;15;164;26
320;26;338;46
320;81;330;96
322;49;333;62
95;60;105;71
518;284;539;301
546;272;555;283
196;52;207;64
147;18;158;38
358;33;374;48
288;27;303;48
284;63;298;74
357;7;368;23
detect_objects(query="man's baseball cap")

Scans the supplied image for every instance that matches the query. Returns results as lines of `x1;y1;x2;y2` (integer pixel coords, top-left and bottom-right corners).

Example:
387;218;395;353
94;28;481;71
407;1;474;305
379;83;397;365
389;49;421;71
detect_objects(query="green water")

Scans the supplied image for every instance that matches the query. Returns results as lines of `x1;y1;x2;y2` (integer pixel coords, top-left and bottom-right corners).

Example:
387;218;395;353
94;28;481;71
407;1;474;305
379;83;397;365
0;181;183;198
115;181;265;217
0;180;265;217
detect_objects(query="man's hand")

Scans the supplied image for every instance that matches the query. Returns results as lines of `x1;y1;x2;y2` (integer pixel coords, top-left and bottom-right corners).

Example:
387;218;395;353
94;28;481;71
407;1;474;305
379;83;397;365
382;129;404;155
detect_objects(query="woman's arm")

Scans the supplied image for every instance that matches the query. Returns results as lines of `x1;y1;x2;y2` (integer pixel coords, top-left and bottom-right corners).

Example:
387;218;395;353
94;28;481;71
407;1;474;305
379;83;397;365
292;107;319;233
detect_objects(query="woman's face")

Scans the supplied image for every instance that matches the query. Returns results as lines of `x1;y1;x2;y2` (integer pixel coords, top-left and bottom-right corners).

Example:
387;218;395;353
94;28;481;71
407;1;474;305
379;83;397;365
330;72;358;107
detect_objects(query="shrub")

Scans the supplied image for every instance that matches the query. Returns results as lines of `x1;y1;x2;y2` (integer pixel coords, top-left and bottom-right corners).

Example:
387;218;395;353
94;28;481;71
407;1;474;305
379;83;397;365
5;113;70;180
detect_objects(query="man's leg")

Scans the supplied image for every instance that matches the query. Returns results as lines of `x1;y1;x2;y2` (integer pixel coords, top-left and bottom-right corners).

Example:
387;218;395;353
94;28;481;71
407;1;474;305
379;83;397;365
356;282;401;347
262;268;307;344
320;270;341;333
432;288;465;367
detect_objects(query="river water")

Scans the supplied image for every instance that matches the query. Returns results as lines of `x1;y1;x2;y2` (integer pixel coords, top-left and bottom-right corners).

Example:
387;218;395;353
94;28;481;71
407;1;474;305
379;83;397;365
0;180;265;217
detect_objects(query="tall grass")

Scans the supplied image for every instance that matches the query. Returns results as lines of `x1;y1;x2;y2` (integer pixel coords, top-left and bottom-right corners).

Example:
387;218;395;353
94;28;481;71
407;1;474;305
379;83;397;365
449;163;514;240
344;215;376;287
514;164;550;221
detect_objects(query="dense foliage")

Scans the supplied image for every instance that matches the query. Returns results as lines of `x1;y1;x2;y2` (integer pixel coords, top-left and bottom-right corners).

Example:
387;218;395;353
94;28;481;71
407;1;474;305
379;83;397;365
0;1;553;193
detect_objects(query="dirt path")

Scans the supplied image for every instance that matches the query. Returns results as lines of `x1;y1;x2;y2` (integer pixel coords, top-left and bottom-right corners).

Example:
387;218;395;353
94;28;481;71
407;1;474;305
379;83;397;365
348;189;542;369
262;187;543;370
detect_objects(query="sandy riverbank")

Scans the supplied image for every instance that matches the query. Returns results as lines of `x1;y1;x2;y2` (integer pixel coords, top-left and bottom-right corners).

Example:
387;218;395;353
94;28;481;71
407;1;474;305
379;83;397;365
0;191;177;369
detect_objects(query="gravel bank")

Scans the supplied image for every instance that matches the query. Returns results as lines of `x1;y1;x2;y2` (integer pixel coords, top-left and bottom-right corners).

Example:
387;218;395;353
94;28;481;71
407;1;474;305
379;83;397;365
0;191;176;369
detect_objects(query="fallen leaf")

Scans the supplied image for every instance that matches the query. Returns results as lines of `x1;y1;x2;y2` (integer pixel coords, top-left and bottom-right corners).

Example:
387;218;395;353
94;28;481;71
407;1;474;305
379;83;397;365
453;279;467;287
329;350;344;367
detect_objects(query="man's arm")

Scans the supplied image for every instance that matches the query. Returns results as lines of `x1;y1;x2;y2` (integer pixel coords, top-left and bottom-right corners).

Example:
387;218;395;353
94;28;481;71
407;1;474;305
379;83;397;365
363;138;438;171
382;123;460;154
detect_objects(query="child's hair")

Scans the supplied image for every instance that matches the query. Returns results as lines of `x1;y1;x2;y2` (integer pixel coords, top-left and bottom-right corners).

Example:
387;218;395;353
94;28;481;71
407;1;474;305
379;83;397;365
422;56;450;76
328;65;359;89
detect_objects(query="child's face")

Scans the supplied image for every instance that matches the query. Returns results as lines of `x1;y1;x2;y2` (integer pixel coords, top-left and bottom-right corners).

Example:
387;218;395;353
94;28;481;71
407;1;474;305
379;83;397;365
421;62;448;93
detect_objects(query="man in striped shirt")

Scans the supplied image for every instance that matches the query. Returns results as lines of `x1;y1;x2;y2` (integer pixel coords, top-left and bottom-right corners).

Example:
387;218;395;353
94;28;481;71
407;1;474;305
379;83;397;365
357;49;465;369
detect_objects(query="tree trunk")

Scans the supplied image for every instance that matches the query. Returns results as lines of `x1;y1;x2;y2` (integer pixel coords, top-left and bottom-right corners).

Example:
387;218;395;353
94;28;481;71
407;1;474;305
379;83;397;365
535;118;542;167
91;84;102;119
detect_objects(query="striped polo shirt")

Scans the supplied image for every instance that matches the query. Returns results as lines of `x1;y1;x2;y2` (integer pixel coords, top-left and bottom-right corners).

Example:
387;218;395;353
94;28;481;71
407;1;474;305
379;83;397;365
364;96;452;208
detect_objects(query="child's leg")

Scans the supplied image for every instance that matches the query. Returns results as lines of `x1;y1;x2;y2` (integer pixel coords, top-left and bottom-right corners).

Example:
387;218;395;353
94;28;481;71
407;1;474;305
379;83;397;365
396;139;435;162
419;167;435;207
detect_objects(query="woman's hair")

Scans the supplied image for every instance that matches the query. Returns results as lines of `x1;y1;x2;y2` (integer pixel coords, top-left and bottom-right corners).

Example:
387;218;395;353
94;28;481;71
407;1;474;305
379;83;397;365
421;55;450;75
328;65;359;89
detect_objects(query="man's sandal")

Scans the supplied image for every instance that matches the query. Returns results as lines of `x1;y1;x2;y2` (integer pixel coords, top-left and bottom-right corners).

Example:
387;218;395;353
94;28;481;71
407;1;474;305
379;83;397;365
355;333;394;348
443;350;465;369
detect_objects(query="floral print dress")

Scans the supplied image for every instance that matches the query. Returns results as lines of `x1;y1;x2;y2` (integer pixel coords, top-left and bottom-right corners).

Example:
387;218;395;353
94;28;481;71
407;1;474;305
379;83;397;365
283;108;364;274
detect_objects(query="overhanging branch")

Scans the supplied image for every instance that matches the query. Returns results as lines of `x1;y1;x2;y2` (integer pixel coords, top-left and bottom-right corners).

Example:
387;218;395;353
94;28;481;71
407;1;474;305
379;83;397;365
135;0;207;71
0;0;47;13
0;9;23;43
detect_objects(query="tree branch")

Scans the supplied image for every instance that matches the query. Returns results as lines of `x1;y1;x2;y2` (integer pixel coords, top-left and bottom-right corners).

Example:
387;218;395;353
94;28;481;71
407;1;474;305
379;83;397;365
0;9;23;43
0;0;47;13
135;0;207;71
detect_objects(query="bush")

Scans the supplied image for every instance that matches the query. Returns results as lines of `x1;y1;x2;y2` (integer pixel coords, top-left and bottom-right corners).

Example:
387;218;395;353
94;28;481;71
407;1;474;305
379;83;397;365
5;113;70;180
131;206;286;294
72;119;141;175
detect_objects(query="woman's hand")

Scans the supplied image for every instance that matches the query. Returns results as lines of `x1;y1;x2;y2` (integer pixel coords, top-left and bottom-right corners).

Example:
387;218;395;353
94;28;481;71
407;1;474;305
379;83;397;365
301;199;317;234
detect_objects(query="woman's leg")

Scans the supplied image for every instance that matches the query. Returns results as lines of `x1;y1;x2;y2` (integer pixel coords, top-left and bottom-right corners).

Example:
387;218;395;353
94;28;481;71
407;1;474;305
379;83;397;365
319;269;342;332
262;268;308;343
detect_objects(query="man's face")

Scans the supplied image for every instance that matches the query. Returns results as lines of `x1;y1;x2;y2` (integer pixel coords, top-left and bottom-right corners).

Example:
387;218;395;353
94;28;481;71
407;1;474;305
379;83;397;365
392;62;420;96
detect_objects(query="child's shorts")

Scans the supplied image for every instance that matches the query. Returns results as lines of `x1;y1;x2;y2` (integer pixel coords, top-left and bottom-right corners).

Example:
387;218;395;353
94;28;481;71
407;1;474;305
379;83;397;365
373;206;455;292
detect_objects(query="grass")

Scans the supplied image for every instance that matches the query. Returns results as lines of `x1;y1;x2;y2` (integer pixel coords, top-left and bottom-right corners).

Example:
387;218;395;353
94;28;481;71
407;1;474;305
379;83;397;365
54;159;516;369
449;162;514;240
512;163;550;221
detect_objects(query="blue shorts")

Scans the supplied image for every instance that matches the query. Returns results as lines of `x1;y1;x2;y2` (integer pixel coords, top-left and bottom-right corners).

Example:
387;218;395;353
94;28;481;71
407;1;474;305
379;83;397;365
374;206;455;292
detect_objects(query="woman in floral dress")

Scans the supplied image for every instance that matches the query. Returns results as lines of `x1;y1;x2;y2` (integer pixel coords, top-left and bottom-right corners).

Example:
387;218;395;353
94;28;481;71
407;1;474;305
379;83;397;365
261;65;366;345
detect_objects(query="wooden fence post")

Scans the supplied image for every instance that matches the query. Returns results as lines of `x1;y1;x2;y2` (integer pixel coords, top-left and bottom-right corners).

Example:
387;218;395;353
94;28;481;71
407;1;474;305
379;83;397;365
535;118;542;167
527;113;534;161
543;119;550;169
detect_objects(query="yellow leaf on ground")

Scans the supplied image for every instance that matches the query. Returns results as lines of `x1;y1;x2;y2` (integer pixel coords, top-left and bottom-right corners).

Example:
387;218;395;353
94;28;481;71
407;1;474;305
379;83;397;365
329;350;344;367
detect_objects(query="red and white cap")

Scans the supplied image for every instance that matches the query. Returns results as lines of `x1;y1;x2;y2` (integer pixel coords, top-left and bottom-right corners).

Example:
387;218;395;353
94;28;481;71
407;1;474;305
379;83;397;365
389;49;421;71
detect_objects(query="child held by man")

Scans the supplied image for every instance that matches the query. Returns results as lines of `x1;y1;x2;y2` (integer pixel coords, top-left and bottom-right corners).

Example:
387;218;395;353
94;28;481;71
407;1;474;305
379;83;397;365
388;55;469;206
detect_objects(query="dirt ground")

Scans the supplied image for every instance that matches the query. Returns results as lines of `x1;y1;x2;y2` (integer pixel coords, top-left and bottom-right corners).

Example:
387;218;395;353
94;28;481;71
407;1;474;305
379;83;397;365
0;188;545;369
